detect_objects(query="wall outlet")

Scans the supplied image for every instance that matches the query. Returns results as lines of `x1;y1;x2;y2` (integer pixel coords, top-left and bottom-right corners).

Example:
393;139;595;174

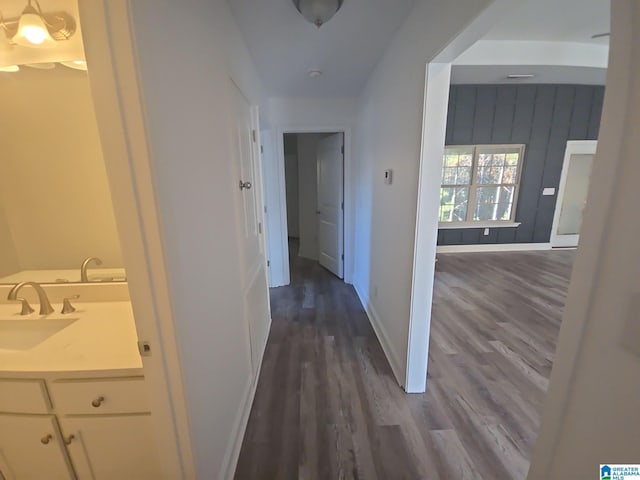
483;228;490;236
542;187;556;196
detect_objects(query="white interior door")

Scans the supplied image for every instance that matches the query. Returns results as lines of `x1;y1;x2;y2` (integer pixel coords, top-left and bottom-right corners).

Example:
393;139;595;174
230;81;271;373
316;133;344;278
551;141;597;247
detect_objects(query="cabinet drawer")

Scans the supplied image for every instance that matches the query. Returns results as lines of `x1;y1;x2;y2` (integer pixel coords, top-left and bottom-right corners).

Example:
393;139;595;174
0;379;50;414
49;377;149;415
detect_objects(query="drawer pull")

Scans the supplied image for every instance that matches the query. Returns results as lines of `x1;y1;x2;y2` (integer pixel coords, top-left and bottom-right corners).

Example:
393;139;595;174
64;435;75;445
40;434;52;445
91;396;105;408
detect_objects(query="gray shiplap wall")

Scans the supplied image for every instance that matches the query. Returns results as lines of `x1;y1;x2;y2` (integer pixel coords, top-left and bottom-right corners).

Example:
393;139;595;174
438;84;604;245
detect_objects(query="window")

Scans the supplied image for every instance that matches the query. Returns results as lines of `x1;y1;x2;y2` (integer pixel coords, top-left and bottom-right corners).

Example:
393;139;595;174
439;144;525;226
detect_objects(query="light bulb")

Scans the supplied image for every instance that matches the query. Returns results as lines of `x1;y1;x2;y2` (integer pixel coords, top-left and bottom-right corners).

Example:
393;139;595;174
21;25;48;45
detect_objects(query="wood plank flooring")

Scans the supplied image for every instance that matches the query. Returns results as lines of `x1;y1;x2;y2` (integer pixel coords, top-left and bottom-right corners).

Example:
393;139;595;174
235;247;575;479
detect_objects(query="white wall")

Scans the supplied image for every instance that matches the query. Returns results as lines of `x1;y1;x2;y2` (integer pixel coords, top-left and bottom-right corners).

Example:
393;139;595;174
529;2;640;478
0;204;19;278
284;154;300;238
126;0;269;478
352;0;495;385
0;68;123;270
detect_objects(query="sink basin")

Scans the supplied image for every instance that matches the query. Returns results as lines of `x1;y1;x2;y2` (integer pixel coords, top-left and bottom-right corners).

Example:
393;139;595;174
0;317;78;351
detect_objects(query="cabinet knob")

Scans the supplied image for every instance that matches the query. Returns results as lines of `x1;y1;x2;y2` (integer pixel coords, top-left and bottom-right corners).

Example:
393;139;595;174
64;434;75;445
91;396;105;408
40;434;52;445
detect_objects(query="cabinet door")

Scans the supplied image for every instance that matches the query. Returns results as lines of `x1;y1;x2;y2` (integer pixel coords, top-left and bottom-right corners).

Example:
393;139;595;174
60;414;162;480
0;415;74;480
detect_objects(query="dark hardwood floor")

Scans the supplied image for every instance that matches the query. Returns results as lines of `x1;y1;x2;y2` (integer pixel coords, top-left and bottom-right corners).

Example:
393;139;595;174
234;245;575;479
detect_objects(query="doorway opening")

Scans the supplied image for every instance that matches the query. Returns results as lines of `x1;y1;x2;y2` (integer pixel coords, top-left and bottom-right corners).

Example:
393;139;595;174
282;132;345;280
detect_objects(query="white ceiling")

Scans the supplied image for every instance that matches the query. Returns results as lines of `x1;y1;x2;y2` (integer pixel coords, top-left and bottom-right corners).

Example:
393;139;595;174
228;0;415;97
484;0;610;44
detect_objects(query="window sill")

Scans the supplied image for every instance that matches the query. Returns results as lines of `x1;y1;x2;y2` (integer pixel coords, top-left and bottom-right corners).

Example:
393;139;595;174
438;222;521;230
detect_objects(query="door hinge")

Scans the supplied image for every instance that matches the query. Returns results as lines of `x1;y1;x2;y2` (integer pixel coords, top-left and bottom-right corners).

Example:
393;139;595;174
258;222;262;234
267;260;271;267
260;144;264;153
252;130;257;143
341;145;344;155
341;201;344;210
264;205;267;214
341;254;344;261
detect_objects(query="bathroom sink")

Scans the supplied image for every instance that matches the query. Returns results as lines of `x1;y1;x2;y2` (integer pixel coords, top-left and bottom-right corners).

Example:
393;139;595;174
0;317;78;351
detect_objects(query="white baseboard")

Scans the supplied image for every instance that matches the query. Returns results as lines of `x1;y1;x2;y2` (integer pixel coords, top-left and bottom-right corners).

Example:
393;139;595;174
436;242;552;253
221;317;272;480
353;282;404;388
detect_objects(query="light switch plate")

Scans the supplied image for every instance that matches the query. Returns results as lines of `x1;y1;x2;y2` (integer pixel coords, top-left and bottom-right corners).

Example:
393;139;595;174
620;293;640;357
542;187;556;196
384;169;393;185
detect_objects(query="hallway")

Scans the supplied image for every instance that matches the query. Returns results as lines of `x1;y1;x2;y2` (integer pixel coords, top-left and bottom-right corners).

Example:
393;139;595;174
234;248;574;479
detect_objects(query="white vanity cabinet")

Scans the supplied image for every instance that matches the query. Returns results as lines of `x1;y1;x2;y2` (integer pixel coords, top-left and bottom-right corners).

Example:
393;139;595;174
0;414;74;480
0;375;161;480
59;415;161;480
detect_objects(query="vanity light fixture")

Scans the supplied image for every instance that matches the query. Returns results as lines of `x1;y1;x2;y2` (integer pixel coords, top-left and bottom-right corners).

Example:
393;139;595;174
60;59;87;71
293;0;344;28
1;0;76;48
0;64;19;72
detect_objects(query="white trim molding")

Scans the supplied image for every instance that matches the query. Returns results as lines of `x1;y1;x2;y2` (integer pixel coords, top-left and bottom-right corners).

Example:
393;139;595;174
436;243;551;253
353;283;404;387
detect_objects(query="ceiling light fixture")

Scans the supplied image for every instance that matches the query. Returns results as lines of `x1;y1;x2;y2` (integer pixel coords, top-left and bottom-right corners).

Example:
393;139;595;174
1;0;76;48
308;69;322;78
507;74;535;80
293;0;344;28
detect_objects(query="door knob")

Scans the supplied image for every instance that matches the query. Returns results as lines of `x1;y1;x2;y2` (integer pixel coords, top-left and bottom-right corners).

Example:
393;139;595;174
40;434;52;444
91;396;105;408
239;180;252;191
64;434;75;445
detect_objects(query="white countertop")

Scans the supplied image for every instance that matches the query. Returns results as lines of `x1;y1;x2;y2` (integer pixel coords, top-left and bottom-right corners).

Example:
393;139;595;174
0;268;127;284
0;301;143;375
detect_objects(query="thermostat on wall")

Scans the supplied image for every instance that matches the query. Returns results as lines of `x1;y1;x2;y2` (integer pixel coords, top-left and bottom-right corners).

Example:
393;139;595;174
384;169;393;185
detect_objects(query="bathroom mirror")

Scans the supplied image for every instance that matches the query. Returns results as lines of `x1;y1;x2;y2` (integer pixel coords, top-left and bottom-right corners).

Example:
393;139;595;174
0;66;126;284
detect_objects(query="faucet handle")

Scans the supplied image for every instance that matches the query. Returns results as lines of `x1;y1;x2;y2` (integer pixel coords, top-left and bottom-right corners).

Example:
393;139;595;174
13;297;35;316
61;295;80;314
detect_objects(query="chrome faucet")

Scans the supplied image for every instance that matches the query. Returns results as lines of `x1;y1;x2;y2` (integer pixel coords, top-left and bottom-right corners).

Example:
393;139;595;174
81;256;103;282
7;282;54;315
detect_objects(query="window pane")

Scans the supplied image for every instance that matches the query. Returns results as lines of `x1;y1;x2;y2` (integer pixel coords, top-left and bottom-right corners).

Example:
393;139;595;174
477;165;505;184
441;166;472;185
474;186;515;221
439;187;469;222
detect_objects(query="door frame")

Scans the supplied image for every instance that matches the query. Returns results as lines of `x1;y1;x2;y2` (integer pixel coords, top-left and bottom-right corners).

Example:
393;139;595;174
79;1;195;478
550;140;598;248
274;126;352;286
